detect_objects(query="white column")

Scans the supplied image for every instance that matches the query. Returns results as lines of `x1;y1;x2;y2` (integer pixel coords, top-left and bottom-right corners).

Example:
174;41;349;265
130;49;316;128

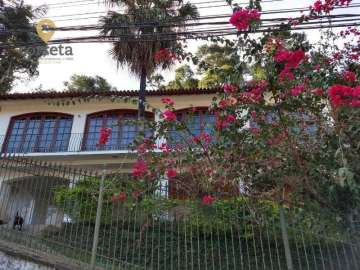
154;110;166;148
68;112;87;152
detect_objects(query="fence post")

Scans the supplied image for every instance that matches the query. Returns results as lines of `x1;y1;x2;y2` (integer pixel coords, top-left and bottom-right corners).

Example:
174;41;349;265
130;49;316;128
90;168;105;269
279;205;294;270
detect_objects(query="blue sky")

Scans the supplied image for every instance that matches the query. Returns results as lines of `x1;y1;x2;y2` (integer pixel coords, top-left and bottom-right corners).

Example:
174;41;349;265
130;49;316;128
14;0;356;92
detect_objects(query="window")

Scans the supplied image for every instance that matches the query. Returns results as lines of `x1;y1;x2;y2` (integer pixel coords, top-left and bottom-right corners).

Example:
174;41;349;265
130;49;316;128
3;113;73;153
168;108;216;147
83;110;154;151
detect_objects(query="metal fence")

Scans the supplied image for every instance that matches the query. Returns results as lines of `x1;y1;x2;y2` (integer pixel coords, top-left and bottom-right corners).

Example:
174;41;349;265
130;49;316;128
0;156;359;270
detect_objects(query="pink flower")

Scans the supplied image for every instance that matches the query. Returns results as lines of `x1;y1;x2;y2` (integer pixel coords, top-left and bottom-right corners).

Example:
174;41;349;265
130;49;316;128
97;128;112;146
137;143;147;154
274;49;305;69
312;88;323;96
279;68;294;82
160;143;171;153
250;111;257;118
328;84;353;108
216;119;227;130
229;8;261;30
290;84;306;96
192;132;212;145
349;100;360;107
218;99;230;109
132;160;148;178
162;109;177;121
274;50;292;63
314;64;321;71
161;97;175;106
223;84;237;93
343;71;356;82
166;168;177;178
250;127;261;135
202;195;215;205
226;114;236;122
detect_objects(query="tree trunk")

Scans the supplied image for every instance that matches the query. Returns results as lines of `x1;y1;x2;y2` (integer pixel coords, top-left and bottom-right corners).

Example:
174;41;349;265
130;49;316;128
138;67;147;120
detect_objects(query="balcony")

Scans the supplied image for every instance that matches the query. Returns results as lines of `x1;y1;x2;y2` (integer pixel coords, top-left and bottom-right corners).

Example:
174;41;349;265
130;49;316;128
0;133;158;155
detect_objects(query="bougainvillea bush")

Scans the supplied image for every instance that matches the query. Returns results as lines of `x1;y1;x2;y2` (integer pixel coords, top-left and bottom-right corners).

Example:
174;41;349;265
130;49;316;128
72;1;356;231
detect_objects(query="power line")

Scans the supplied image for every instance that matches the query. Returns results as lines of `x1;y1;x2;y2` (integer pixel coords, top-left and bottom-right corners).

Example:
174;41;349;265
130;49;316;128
6;13;359;34
34;0;283;9
39;2;360;25
1;20;359;50
47;14;360;32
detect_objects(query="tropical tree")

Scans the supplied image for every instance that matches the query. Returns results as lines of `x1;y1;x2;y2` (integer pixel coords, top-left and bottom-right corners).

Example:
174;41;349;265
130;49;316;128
101;0;198;118
63;74;117;92
196;43;244;88
0;1;47;92
166;64;199;89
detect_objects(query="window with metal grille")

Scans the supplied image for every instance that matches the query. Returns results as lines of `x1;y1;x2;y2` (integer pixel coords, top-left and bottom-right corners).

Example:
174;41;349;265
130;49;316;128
83;110;154;151
3;113;73;153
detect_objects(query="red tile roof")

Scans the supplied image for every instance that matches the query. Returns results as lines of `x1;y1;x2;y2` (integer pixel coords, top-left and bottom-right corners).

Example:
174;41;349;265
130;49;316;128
0;88;221;101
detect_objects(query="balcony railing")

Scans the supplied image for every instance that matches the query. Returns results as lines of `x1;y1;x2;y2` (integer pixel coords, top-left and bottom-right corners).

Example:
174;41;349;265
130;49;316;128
0;133;157;154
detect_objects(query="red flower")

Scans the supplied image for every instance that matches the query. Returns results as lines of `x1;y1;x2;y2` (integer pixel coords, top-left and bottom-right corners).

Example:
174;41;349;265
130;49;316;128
166;168;177;178
154;48;177;63
202;195;215;205
290;84;306;96
162;109;177;121
111;192;126;202
97;128;112;146
230;8;261;30
223;84;237;93
343;71;356;82
132;160;148;178
161;97;175;106
118;192;126;202
328;84;355;108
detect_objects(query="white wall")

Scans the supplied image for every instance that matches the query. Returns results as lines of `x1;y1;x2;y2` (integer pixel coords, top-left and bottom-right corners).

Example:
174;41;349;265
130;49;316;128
0;95;215;151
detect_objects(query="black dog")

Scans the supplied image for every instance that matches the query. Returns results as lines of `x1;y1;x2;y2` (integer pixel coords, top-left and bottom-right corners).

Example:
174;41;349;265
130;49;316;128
13;212;24;231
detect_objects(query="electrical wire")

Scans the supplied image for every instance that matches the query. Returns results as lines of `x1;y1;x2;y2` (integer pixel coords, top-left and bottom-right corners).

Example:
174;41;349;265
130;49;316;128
4;13;359;34
1;19;359;50
38;2;360;25
33;0;283;9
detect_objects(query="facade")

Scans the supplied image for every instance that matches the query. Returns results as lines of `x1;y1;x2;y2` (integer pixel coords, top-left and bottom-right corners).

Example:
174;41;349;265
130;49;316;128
0;89;219;171
0;88;219;228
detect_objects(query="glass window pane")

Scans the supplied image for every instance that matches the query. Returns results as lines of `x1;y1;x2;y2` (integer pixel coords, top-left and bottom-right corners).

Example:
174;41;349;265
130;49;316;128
4;115;72;153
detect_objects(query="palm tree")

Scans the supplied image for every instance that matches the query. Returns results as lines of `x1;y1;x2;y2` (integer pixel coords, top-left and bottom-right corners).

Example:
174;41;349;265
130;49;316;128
101;0;198;118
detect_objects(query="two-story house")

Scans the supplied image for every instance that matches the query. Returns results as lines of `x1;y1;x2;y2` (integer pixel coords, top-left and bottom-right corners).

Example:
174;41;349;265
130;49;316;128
0;88;219;170
0;88;219;228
